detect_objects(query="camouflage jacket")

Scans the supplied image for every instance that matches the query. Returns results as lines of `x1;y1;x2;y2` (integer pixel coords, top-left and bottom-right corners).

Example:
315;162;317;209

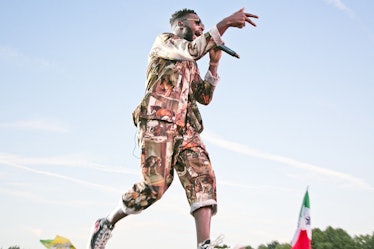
132;27;223;133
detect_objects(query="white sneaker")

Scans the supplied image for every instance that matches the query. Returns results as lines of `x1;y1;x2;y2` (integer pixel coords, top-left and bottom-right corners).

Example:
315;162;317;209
87;218;114;249
198;235;224;249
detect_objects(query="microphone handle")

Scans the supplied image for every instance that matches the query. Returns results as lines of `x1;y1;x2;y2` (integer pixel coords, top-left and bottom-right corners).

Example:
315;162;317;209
217;45;240;58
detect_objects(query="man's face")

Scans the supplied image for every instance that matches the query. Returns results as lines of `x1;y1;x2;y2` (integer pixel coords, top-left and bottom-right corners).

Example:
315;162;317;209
180;13;204;41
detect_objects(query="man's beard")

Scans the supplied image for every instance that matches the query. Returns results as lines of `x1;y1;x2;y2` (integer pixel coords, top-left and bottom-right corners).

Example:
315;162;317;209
183;26;194;41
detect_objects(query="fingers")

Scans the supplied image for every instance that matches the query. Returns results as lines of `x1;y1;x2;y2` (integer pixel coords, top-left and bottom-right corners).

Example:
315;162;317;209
245;17;257;27
232;8;258;28
245;12;258;27
246;13;259;19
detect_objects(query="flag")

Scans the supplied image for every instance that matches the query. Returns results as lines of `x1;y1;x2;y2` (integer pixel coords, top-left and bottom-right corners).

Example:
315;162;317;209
40;235;76;249
291;189;311;249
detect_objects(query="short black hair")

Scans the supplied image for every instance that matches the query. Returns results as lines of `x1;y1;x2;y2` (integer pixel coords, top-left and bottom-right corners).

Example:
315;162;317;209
169;8;197;25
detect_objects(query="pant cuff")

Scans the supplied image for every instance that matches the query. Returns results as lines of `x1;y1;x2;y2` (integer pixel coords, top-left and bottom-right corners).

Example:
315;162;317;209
190;200;217;216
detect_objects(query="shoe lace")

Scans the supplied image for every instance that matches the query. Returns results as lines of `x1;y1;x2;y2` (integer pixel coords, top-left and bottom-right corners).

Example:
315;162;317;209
210;234;224;248
200;234;225;249
94;223;112;249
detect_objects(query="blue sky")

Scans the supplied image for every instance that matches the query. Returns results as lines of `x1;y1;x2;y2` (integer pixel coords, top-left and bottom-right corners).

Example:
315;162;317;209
1;1;373;248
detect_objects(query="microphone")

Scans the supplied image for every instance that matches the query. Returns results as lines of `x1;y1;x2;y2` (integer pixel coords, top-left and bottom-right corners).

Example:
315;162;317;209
217;44;240;59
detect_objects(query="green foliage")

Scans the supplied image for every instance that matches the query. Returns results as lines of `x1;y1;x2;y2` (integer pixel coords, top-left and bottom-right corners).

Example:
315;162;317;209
312;226;365;249
353;233;374;249
258;241;290;249
252;227;374;249
275;243;291;249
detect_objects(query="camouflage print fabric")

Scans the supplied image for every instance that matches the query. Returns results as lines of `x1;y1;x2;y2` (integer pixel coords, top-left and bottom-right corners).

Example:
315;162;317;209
122;119;217;215
132;32;218;133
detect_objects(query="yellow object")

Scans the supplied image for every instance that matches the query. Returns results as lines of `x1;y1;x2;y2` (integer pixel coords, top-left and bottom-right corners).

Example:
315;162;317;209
40;235;76;249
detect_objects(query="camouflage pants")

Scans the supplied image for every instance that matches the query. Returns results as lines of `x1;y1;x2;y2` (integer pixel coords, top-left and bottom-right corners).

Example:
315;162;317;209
121;120;217;215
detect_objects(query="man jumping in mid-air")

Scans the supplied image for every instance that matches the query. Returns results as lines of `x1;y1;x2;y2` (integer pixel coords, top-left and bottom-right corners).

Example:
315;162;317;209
88;6;258;249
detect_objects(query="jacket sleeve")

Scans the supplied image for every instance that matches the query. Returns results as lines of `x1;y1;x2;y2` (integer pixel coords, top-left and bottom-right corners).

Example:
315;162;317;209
191;70;219;105
149;26;223;61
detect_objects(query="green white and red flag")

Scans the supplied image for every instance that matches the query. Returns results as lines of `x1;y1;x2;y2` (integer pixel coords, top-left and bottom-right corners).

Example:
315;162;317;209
291;189;311;249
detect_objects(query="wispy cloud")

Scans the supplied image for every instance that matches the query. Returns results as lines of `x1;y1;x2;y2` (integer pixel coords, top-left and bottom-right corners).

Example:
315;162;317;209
22;226;44;237
0;153;138;207
323;0;355;17
0;186;112;208
0;119;70;133
202;131;374;191
0;153;141;199
219;180;295;193
1;161;121;193
0;153;139;175
323;0;374;41
0;45;61;71
0;153;293;209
